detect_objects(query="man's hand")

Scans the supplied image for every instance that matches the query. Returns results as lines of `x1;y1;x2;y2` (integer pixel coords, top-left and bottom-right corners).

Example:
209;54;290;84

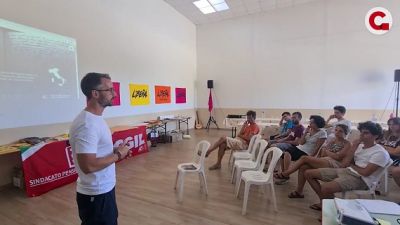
115;140;130;159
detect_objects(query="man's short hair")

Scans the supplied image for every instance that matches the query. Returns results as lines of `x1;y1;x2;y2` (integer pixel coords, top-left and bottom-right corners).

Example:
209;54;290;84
333;105;346;114
292;111;302;120
310;115;326;128
281;112;291;117
388;117;400;126
246;110;256;119
336;124;349;135
81;72;111;99
358;121;383;139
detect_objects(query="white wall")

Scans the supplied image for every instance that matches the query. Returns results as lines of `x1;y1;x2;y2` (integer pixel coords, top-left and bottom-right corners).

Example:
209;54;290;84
197;0;400;111
0;0;197;144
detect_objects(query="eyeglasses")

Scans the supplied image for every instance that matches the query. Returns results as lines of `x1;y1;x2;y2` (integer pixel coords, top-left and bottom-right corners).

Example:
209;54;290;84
94;88;115;93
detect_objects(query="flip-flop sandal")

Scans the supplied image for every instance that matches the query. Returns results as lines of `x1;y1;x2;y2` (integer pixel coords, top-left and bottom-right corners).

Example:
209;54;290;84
274;172;290;180
288;191;304;198
208;164;221;170
309;203;322;211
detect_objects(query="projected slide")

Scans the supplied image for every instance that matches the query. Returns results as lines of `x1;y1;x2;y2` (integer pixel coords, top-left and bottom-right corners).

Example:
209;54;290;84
0;19;79;129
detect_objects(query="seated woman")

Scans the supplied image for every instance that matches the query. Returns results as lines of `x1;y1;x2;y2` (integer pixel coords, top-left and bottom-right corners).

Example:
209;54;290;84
379;117;400;189
276;124;352;198
274;115;327;185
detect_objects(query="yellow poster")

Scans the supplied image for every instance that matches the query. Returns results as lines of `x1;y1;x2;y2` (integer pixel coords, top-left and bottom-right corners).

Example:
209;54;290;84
129;84;150;106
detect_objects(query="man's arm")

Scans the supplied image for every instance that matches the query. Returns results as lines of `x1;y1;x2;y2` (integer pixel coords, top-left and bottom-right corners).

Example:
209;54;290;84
77;144;130;174
383;145;400;156
325;115;335;126
350;163;380;177
324;142;351;161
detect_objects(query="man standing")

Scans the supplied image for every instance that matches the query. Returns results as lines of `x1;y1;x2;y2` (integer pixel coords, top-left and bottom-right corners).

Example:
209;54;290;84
69;73;130;225
207;110;259;170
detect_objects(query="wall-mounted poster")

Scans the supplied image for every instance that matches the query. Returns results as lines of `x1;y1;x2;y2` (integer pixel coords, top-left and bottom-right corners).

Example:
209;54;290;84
112;82;120;106
129;84;150;106
155;85;171;104
175;87;186;104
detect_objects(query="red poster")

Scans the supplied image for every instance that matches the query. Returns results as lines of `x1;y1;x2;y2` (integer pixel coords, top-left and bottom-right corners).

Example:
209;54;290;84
175;87;186;104
155;85;171;104
112;82;121;106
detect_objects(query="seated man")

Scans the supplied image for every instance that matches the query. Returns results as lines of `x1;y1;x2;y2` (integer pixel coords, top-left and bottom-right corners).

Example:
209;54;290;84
325;105;352;140
305;121;390;211
274;115;327;184
270;111;304;152
207;110;259;170
270;112;293;140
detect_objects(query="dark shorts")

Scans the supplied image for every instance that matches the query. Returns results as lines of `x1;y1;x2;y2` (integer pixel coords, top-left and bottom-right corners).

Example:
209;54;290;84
286;146;308;161
76;187;118;225
390;156;400;166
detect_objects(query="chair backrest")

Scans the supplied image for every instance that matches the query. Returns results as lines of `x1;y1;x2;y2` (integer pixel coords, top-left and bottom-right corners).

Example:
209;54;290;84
193;140;211;169
259;147;283;181
367;159;393;192
252;139;268;168
246;134;261;153
261;125;280;140
347;129;360;143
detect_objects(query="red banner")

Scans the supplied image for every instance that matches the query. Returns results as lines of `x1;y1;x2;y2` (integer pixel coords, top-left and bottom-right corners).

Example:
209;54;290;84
22;126;147;197
22;140;78;197
112;126;148;158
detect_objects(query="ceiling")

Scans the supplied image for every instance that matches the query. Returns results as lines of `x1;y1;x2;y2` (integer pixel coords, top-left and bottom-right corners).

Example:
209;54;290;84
164;0;319;25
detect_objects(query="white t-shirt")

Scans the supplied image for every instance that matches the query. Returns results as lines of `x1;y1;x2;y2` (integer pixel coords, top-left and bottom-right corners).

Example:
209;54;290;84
349;144;390;188
69;110;115;195
327;119;352;135
297;129;327;155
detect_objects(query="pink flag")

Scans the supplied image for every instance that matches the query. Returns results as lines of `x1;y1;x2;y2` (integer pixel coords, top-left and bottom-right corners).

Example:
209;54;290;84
208;89;213;112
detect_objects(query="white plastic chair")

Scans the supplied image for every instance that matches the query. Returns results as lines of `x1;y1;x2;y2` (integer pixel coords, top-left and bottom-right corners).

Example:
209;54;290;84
235;147;283;215
347;129;360;143
341;159;393;199
174;140;211;202
231;139;268;185
228;134;261;168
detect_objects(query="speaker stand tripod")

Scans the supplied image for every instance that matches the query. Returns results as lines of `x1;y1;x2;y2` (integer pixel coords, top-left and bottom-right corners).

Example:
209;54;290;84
206;111;219;131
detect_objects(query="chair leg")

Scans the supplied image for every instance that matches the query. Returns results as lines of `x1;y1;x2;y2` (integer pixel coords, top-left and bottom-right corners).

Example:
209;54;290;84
228;150;233;166
174;170;179;190
178;173;185;202
235;174;242;198
270;183;277;212
235;178;242;198
198;172;203;192
384;170;389;195
235;169;241;187
242;183;250;215
231;166;236;184
201;171;208;196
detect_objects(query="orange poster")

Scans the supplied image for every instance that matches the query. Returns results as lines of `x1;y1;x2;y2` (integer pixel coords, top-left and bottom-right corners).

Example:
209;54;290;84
155;85;171;104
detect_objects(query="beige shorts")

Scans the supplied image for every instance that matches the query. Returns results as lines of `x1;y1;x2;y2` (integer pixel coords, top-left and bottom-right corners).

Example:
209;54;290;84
322;157;342;168
319;168;368;191
226;137;248;150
